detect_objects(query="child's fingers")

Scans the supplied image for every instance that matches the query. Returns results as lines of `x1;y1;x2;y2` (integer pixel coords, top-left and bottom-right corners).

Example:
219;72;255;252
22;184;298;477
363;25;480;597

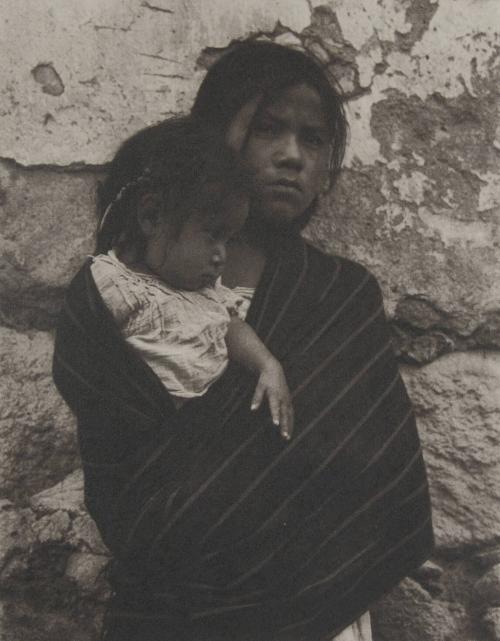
267;393;281;427
250;380;265;411
280;402;294;441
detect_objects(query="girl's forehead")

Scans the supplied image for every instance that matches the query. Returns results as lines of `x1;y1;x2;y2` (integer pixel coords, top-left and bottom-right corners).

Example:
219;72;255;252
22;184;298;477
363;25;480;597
259;83;329;128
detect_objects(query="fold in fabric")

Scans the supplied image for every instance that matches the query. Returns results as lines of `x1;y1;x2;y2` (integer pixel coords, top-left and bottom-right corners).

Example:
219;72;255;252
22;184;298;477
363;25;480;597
53;233;434;641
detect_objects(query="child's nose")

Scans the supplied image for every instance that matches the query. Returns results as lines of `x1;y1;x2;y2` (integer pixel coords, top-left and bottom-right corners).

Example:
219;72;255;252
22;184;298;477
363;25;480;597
212;244;226;268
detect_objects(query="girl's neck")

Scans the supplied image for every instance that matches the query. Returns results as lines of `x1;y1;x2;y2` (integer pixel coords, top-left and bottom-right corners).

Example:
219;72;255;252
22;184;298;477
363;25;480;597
222;238;266;289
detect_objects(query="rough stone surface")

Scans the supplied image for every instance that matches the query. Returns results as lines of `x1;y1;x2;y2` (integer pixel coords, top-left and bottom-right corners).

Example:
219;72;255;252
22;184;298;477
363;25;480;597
483;608;500;640
0;327;79;500
412;560;445;596
372;577;465;641
475;566;500;608
1;0;499;640
475;549;500;571
373;553;490;640
401;352;500;550
65;552;109;597
0;473;109;641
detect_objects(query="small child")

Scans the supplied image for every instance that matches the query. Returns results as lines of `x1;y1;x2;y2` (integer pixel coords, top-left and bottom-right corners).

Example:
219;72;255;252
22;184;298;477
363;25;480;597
92;117;293;439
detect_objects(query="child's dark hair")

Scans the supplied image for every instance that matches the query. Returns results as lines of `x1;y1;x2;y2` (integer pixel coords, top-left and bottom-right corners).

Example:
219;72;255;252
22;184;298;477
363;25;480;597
96;116;249;255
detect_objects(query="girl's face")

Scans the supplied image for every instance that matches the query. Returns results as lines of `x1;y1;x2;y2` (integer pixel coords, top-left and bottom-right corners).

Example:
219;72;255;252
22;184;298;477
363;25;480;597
145;191;248;290
241;83;331;227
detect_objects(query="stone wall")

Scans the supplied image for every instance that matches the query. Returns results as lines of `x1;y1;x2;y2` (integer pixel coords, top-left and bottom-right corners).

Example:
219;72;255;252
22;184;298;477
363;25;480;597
1;1;499;639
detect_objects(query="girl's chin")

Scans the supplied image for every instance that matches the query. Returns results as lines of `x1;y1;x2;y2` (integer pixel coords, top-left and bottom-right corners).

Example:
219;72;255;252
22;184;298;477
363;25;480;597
251;200;304;227
260;209;304;229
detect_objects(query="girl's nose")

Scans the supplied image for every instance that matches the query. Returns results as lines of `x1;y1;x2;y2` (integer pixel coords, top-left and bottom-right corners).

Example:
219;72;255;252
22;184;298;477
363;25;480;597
274;134;304;170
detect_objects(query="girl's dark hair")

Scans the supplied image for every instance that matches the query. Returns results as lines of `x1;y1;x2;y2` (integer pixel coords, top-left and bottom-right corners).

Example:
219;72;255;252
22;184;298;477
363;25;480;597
192;40;348;227
95;116;248;255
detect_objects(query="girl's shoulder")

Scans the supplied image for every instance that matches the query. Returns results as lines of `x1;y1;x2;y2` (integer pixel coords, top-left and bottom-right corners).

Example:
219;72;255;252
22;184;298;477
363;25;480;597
304;240;382;294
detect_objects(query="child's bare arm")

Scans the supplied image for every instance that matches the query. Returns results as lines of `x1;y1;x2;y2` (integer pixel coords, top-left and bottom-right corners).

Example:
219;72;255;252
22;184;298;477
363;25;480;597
225;317;293;440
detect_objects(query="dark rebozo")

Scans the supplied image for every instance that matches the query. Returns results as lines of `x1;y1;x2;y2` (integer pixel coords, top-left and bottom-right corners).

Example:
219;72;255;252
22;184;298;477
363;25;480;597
53;233;434;641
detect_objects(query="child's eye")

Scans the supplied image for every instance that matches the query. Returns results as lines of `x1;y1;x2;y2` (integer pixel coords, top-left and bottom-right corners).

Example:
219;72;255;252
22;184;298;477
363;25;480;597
204;226;225;242
205;230;219;241
227;231;241;245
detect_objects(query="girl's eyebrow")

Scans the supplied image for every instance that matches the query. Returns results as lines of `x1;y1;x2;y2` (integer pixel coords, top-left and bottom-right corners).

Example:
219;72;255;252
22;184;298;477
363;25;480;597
259;108;328;133
303;124;329;137
257;110;282;123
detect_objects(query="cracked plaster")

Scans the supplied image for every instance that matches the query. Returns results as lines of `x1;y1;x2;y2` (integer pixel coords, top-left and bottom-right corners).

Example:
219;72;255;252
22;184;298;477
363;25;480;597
310;0;500;166
0;0;311;166
305;0;499;330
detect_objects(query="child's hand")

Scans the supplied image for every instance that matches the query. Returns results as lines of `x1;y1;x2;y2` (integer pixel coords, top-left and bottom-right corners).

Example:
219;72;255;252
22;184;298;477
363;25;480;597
250;359;294;441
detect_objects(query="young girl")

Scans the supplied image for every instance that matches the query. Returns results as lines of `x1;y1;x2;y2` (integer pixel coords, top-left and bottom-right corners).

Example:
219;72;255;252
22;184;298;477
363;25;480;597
53;41;432;641
92;116;293;438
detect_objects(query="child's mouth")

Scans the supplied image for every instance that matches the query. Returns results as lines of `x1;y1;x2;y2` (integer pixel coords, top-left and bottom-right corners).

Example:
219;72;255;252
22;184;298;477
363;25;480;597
200;274;218;287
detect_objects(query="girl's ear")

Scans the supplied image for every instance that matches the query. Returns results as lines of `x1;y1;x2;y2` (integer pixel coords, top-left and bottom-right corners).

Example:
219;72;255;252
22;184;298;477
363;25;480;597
136;193;164;236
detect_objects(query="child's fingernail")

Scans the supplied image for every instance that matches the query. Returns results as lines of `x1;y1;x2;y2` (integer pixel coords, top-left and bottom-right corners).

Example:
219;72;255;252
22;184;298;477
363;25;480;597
251;403;257;410
283;432;290;440
273;419;280;426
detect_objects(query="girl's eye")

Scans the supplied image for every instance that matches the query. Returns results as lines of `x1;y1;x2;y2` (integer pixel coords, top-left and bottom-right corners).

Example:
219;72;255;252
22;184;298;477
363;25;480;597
253;119;281;136
303;131;326;148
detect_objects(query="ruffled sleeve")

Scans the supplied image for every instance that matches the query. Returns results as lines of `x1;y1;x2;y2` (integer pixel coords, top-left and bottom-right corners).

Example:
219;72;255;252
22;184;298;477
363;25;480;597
214;279;254;320
90;253;148;334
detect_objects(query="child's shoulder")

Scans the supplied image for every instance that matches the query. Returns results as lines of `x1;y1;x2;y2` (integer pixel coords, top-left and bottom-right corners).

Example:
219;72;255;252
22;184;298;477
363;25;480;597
89;252;159;327
90;251;169;297
90;250;129;282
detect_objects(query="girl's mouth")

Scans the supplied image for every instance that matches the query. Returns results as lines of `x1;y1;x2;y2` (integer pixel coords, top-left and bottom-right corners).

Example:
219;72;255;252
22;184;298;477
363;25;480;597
265;183;302;202
271;178;302;192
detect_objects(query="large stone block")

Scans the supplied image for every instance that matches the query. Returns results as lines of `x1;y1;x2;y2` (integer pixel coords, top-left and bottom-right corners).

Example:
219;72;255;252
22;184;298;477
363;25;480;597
0;162;98;329
401;352;500;549
0;326;78;499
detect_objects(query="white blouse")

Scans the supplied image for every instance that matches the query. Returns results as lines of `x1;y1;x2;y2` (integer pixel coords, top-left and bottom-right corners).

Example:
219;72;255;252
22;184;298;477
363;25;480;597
90;250;252;400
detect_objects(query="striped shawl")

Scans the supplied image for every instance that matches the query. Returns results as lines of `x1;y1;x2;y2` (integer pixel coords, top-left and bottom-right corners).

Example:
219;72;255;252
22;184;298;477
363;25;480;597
53;234;433;641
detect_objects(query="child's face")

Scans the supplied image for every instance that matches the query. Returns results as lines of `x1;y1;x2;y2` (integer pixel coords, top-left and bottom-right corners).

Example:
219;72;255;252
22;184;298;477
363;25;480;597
146;192;248;290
